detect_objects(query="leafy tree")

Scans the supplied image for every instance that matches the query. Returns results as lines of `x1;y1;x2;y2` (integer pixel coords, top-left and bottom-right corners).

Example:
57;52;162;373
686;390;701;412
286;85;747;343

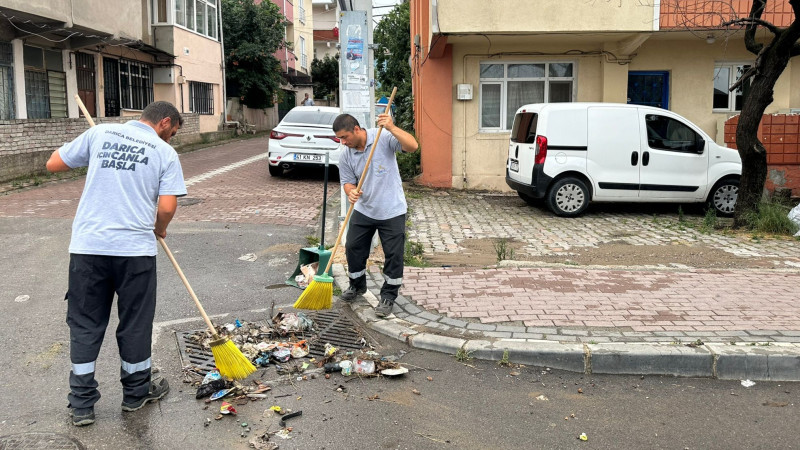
311;54;340;103
374;1;413;131
221;0;287;108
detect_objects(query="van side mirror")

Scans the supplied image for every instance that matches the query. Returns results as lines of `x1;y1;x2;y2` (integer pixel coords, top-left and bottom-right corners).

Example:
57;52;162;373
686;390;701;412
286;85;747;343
695;137;705;154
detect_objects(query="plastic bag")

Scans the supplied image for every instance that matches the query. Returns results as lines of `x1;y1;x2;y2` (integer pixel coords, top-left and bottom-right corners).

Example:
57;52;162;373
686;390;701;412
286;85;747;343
789;203;800;236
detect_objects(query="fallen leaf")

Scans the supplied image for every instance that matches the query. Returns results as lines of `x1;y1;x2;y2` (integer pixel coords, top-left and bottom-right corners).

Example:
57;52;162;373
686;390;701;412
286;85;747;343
426;376;433;382
763;401;789;407
412;389;421;395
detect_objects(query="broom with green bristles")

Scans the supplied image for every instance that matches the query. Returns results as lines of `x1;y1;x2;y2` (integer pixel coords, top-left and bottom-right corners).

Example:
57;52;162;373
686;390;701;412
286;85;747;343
73;94;255;380
294;87;398;310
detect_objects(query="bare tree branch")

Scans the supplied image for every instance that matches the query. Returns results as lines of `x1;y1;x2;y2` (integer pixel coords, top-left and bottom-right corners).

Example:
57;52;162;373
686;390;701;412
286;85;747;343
743;0;768;55
723;17;779;35
787;0;800;56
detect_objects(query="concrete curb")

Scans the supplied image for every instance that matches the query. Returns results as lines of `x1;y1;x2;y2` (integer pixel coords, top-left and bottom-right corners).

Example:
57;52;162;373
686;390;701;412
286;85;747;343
332;264;800;381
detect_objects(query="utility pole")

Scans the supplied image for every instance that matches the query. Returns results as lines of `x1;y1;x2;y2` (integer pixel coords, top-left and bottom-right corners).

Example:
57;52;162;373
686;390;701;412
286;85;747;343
337;0;376;245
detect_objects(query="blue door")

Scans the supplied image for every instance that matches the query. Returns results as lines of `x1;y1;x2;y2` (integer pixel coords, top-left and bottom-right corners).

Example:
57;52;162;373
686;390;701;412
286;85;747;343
627;71;669;109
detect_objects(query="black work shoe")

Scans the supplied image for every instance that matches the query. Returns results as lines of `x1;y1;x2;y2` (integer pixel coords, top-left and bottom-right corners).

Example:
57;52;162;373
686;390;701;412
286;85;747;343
121;378;170;412
340;285;367;302
374;297;395;318
70;407;95;426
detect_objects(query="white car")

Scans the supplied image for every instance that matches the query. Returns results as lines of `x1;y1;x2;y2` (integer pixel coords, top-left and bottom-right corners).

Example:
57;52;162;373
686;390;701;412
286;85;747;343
268;106;343;176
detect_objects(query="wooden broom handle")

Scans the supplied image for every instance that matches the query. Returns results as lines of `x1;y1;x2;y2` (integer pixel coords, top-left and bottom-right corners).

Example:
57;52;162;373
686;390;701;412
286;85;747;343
74;94;219;337
321;87;397;275
74;94;96;127
157;236;219;336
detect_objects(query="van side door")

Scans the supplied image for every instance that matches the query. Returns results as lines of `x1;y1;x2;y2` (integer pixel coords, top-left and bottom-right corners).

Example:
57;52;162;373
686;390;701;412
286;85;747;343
587;106;641;200
638;112;708;201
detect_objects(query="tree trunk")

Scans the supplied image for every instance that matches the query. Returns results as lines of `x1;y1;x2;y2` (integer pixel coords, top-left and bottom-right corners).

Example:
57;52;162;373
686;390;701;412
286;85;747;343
732;44;790;227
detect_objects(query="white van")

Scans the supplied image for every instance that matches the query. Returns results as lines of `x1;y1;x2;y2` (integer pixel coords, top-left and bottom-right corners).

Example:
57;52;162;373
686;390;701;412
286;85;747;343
505;103;742;217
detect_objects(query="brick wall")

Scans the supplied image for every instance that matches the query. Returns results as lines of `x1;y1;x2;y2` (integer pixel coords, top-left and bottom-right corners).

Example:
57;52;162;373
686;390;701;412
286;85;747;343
0;114;200;183
723;114;800;197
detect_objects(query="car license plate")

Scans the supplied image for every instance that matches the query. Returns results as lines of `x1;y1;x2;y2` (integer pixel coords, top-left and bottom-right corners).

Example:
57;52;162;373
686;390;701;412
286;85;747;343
510;159;519;172
294;154;322;162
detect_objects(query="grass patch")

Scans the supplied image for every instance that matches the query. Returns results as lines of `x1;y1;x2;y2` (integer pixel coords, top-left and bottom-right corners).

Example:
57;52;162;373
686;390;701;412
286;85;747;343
493;238;515;262
742;200;799;236
497;349;511;366
404;238;428;267
699;208;718;234
305;235;320;247
454;348;474;363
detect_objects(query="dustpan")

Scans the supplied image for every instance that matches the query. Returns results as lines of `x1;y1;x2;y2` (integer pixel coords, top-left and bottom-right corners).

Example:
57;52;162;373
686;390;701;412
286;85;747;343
287;152;333;288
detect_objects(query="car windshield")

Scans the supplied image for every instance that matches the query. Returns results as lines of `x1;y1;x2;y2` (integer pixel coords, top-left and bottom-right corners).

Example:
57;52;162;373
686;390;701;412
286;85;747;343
282;110;338;126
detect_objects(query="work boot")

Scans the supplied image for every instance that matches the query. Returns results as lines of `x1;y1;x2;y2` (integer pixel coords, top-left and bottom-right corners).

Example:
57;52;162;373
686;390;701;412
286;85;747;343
69;407;95;427
340;285;367;302
374;297;395;318
121;377;170;412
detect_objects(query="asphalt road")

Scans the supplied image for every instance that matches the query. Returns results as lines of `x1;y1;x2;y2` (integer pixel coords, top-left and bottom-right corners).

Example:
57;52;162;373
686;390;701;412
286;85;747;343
0;141;797;449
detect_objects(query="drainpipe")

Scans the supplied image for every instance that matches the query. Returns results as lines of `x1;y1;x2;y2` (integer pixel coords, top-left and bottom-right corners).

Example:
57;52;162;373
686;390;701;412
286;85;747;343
218;2;228;127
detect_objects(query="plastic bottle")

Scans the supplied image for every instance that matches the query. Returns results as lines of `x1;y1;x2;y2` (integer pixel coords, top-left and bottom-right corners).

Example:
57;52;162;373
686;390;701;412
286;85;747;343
323;363;341;373
353;358;375;374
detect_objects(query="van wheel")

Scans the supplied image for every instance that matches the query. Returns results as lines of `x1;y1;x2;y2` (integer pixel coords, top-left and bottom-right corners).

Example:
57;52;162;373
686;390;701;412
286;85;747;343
546;177;589;217
517;191;540;206
708;178;739;217
269;165;283;177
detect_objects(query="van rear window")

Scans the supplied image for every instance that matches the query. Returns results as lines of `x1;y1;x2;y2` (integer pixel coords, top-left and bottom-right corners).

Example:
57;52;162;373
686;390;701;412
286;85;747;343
511;113;538;143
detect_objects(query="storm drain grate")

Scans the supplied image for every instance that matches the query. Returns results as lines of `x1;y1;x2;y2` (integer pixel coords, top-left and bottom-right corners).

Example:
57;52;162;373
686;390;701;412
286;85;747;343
175;311;369;375
0;433;85;450
307;310;368;359
175;331;217;375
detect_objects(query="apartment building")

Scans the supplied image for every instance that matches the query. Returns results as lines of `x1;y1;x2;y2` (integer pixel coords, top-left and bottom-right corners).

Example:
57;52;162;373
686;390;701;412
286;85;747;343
410;0;800;191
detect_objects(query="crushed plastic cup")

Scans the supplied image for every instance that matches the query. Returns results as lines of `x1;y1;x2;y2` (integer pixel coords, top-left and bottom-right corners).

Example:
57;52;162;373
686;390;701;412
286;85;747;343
339;360;353;376
353;358;375;374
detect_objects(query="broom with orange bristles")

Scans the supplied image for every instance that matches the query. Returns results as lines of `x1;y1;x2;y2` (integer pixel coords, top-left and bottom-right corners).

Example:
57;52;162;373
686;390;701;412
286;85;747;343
294;87;398;310
73;94;255;380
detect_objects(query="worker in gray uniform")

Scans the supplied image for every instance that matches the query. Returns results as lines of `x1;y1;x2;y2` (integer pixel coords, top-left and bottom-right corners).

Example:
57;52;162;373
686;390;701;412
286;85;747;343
46;101;186;426
333;112;418;317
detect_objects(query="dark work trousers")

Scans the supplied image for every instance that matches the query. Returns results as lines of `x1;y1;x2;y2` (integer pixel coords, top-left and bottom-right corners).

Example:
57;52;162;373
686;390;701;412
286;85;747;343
66;254;157;409
345;210;406;300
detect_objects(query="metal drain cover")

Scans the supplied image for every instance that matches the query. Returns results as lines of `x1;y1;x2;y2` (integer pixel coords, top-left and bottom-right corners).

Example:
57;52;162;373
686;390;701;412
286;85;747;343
0;433;85;450
176;311;370;375
307;310;367;358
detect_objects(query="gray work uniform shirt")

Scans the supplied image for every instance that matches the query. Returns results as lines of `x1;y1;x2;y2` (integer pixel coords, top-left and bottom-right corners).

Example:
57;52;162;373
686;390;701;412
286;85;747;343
59;121;187;257
338;128;406;220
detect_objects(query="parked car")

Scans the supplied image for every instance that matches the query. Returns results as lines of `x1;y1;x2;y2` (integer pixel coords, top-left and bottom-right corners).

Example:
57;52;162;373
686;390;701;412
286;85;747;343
268;106;343;176
506;103;742;217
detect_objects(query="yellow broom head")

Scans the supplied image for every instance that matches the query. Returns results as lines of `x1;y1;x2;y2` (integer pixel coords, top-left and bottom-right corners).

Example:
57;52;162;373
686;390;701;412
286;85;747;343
294;274;334;310
210;337;256;380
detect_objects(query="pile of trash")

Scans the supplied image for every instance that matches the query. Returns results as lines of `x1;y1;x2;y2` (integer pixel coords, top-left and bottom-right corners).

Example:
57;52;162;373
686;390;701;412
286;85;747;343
183;310;408;381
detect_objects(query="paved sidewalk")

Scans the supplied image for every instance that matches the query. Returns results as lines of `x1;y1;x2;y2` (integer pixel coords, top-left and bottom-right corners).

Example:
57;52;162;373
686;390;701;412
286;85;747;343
336;191;800;381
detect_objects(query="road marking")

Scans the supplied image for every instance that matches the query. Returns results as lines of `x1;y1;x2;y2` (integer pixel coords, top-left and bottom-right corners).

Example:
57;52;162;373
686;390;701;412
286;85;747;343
184;152;269;187
152;313;229;345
